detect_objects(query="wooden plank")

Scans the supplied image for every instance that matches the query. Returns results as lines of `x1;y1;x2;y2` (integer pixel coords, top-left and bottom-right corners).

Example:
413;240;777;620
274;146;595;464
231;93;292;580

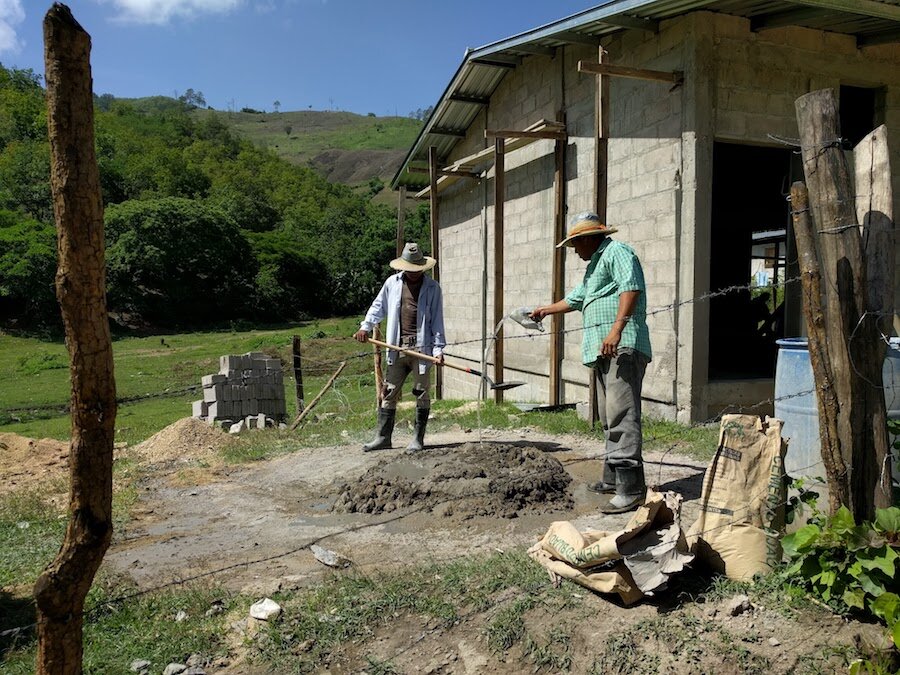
854;125;896;335
396;186;406;257
484;129;567;140
415;119;565;198
429;146;442;400
449;93;489;105
555;30;602;46
407;166;480;178
494;137;505;404
578;60;683;85
795;88;891;516
590;46;611;430
600;14;659;32
550;113;567;406
429;126;467;138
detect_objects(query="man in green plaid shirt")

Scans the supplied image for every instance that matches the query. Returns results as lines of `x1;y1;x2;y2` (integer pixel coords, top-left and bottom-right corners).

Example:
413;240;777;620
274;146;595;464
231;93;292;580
531;212;651;514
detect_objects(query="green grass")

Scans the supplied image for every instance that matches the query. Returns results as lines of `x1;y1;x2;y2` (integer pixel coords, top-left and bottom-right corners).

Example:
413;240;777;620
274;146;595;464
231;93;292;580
0;318;363;445
2;581;234;673
255;550;571;672
194;109;423;182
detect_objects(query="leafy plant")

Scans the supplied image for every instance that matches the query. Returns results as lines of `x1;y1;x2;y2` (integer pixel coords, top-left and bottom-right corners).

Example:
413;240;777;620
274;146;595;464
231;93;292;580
782;503;900;672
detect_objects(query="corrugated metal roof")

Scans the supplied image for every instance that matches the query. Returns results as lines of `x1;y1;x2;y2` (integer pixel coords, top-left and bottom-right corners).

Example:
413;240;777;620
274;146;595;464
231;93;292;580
391;0;900;190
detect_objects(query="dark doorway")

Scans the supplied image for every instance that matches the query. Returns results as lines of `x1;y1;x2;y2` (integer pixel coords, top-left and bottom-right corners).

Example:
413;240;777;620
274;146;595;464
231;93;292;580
708;142;800;380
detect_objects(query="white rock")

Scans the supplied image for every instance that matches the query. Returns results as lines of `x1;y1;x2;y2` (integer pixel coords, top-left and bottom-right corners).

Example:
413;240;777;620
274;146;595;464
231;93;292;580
249;597;282;621
129;660;151;673
229;420;245;434
310;544;352;568
174;610;188;623
162;665;186;675
768;637;782;647
727;594;753;617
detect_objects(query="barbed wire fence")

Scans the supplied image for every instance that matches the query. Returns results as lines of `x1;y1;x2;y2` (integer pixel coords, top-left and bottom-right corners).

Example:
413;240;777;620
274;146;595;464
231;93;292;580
0;273;894;648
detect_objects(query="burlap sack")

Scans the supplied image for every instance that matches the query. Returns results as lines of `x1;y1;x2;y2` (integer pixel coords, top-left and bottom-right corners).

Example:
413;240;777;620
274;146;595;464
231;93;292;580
528;490;692;605
686;414;787;580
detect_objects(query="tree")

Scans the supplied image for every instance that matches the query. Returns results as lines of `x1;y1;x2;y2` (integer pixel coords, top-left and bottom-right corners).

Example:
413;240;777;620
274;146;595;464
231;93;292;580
0;209;58;328
273;99;280;113
178;87;206;109
105;197;255;326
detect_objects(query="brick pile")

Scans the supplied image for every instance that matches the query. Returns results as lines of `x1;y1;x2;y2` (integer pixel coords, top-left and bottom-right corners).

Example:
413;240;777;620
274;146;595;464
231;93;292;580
192;352;286;425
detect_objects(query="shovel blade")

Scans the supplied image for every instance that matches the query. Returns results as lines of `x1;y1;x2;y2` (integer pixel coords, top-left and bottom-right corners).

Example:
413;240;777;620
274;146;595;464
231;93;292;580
490;380;526;391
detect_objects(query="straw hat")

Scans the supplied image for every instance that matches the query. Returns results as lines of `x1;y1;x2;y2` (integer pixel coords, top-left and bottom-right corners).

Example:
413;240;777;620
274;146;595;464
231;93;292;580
390;242;437;271
556;212;618;248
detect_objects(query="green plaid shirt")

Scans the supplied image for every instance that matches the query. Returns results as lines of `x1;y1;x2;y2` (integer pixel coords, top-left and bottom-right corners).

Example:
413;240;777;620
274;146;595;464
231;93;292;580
565;238;652;366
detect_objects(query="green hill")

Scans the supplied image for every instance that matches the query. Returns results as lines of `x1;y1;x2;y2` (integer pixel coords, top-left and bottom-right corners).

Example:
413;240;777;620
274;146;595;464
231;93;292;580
195;109;422;187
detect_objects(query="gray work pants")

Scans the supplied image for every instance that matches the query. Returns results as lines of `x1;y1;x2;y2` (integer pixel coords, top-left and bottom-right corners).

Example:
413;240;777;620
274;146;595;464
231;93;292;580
381;351;431;410
595;348;648;469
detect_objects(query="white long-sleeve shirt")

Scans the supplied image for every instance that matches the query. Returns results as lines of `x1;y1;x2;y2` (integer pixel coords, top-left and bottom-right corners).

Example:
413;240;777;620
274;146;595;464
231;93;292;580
360;272;446;373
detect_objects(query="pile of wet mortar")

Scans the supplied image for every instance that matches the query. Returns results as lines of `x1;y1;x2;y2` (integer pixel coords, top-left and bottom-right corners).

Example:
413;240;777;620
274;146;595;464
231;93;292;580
332;442;573;519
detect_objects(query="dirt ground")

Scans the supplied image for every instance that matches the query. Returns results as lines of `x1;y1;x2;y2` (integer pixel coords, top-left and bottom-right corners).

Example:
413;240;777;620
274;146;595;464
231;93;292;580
2;420;885;673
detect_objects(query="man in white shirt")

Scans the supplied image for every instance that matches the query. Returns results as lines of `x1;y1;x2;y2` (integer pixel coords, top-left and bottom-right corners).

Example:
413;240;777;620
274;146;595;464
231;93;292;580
354;242;446;452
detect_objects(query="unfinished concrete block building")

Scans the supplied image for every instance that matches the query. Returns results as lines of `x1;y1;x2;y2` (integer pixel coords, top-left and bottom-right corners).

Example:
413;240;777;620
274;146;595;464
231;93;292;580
391;0;900;423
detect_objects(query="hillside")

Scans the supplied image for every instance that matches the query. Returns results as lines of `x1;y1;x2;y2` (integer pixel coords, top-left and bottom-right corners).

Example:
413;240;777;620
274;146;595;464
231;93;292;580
193;108;423;187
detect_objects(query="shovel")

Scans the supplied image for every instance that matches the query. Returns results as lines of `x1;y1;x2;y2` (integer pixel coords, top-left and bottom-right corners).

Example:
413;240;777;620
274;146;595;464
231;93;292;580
365;337;525;391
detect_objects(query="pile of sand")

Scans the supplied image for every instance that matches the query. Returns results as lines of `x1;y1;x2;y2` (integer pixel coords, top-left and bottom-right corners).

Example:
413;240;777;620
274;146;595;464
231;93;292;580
0;432;70;497
332;442;572;519
133;417;233;465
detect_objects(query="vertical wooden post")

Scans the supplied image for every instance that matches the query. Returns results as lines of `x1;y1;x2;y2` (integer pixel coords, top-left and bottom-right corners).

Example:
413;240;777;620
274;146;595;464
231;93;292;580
292;335;305;415
397;186;406;257
795;89;891;517
494;137;506;404
589;46;610;428
428;146;442;399
36;5;117;672
790;182;846;514
551;112;567;406
373;324;384;409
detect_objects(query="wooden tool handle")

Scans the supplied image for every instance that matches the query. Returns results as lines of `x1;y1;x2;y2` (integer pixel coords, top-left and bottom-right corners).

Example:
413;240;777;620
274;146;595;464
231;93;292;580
365;337;481;376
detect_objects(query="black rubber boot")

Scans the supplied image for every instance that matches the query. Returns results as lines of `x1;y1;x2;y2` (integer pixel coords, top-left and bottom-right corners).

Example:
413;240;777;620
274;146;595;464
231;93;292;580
406;407;429;453
362;408;395;452
587;463;617;495
600;465;646;514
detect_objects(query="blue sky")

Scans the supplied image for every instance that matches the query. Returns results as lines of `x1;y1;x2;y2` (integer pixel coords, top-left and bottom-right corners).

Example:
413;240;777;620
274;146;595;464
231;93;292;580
1;0;594;116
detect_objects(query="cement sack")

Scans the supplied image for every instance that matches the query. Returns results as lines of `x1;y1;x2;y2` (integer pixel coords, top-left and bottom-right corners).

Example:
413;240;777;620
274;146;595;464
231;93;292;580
528;490;693;605
686;414;787;580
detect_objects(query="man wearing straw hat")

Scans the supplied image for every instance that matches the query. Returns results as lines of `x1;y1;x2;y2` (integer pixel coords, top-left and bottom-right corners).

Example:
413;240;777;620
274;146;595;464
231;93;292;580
354;242;446;453
531;212;652;514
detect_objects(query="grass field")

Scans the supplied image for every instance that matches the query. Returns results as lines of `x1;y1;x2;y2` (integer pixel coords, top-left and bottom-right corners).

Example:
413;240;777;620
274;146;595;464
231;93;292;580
0;317;717;454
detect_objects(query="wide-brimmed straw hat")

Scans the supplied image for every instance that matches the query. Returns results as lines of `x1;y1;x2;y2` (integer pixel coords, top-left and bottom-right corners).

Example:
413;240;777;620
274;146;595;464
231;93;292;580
556;212;618;248
390;242;437;271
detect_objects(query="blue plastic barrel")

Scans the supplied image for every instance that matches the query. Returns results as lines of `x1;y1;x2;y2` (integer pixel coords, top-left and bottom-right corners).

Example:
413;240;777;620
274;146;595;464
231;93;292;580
774;337;900;486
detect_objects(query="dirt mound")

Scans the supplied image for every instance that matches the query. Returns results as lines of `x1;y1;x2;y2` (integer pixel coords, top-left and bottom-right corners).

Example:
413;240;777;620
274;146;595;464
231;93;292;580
332;442;572;519
133;417;232;465
0;432;70;497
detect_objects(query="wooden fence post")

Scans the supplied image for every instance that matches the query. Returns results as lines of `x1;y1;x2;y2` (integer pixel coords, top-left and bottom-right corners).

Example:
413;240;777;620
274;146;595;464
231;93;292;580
35;5;117;671
790;182;847;513
292;335;305;415
795;89;891;518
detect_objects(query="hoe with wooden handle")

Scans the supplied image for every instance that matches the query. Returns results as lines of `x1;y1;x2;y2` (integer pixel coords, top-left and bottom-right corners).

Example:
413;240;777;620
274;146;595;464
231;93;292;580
365;337;525;391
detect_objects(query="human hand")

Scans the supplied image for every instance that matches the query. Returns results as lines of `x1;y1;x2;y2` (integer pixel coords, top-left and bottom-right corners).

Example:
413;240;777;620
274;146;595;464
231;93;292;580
600;329;621;358
353;329;370;343
530;307;548;321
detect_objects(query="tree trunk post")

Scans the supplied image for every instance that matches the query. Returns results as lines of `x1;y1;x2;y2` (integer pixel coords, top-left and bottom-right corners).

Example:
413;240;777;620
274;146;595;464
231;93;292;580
373;324;384;410
36;4;117;672
790;182;847;513
795;89;891;518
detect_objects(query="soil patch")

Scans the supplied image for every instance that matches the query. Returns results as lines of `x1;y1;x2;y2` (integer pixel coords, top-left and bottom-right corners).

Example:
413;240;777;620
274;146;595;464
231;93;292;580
331;442;573;519
0;432;69;497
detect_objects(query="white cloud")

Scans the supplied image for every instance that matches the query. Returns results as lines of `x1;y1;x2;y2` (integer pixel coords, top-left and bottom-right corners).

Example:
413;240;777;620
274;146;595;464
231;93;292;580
0;0;25;54
99;0;243;25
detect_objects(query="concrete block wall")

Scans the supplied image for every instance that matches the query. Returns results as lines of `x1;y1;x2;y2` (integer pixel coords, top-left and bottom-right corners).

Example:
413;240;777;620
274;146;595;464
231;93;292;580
192;351;286;424
433;10;900;420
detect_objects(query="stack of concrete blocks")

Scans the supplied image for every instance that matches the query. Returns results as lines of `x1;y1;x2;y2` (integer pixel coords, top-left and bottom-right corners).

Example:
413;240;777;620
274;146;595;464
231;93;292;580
192;351;286;427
